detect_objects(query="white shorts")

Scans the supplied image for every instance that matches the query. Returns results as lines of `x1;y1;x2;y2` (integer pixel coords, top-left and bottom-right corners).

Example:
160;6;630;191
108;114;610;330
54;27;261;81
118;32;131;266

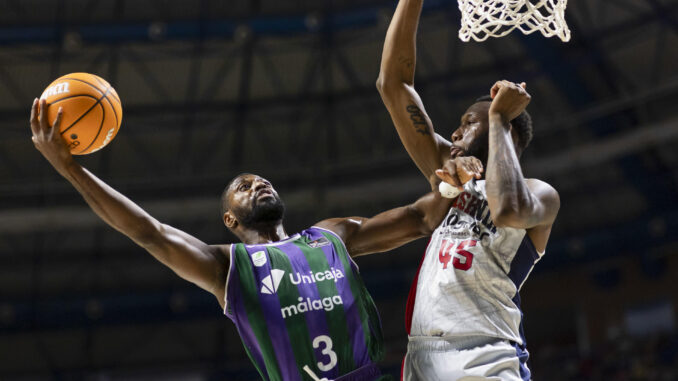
402;336;530;381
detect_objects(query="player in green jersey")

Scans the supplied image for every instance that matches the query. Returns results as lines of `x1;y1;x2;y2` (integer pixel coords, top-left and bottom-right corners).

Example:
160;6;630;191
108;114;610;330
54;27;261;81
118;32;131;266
30;98;481;379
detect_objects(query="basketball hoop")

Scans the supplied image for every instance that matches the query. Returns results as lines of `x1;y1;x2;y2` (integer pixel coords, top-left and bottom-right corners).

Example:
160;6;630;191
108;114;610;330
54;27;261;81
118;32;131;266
457;0;571;42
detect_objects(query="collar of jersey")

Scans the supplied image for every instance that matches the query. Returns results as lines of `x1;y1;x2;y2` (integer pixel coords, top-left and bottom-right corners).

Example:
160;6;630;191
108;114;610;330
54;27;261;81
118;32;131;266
244;233;301;247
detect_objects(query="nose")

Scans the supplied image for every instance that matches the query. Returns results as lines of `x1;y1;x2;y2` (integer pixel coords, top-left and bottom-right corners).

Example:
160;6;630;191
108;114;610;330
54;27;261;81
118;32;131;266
451;129;463;142
253;179;269;192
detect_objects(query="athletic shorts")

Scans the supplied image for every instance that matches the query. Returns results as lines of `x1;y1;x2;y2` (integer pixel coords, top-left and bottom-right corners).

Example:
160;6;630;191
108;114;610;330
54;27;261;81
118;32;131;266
401;336;530;381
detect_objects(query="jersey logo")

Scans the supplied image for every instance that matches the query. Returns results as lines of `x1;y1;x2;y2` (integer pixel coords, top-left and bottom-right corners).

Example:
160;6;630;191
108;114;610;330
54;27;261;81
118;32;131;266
260;269;285;294
251;250;267;267
308;237;331;248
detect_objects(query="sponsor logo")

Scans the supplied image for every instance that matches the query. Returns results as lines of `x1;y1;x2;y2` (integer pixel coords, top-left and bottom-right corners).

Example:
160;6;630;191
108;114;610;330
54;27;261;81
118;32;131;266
41;82;70;99
308;237;331;248
260;267;347;319
281;295;344;319
289;268;344;285
251;250;267;267
260;269;285;294
99;128;116;148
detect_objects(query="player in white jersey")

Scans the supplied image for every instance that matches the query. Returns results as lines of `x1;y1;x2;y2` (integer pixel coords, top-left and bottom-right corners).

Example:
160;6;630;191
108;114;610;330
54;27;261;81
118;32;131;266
376;0;561;379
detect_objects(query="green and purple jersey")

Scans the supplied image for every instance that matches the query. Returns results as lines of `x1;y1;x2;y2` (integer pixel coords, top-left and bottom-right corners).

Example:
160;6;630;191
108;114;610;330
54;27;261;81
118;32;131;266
224;226;384;381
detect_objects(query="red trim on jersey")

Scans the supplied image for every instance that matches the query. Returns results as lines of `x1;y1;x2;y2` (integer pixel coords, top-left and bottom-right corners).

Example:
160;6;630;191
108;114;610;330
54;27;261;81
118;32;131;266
405;237;432;335
402;238;433;381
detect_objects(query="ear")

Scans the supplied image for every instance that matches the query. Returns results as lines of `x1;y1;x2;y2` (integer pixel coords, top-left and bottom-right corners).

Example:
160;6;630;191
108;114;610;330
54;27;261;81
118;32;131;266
223;211;238;229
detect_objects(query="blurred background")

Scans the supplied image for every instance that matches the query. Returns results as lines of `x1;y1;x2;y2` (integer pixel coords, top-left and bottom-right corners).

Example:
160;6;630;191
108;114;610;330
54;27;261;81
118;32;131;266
1;0;678;379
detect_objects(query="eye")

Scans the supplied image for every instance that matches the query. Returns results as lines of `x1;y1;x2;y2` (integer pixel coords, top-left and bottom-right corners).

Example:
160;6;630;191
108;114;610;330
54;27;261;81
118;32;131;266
239;183;250;192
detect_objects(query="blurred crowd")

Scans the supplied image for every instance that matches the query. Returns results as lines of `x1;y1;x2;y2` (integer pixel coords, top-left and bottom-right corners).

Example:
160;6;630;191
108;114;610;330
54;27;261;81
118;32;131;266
532;334;678;380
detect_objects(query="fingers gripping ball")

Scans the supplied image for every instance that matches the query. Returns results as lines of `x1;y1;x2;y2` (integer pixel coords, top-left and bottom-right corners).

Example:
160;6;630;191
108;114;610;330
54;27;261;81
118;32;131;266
40;73;122;155
439;181;462;199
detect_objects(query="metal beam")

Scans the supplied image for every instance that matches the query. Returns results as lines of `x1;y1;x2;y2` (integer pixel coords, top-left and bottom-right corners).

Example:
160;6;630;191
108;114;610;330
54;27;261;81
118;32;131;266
2;116;677;235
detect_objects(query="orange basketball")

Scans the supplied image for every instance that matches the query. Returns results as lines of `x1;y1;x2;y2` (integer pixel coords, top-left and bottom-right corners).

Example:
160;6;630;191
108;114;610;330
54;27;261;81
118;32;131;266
40;73;123;155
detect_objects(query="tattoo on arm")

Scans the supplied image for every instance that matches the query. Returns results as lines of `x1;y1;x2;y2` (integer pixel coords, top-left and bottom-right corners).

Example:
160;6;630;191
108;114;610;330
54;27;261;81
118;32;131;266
406;104;431;135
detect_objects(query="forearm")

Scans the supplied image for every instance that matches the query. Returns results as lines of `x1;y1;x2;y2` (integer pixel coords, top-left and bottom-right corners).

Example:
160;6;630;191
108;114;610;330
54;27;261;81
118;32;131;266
61;162;161;245
377;0;423;87
377;0;448;183
486;114;534;223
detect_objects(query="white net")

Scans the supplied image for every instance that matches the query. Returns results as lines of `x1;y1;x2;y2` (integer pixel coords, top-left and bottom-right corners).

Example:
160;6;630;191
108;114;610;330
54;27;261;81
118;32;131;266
458;0;571;42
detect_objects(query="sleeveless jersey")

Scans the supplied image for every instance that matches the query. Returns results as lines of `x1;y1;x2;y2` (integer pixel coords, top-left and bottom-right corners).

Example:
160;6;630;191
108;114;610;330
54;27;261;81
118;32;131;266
224;226;384;381
406;179;544;346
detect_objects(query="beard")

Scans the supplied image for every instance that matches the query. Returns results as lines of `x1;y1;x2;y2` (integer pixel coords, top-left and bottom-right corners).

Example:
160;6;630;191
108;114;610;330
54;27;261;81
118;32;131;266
464;132;489;167
238;195;285;229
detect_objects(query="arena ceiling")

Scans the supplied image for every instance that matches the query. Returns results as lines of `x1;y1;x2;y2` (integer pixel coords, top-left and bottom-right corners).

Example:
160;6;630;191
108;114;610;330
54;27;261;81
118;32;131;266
0;0;677;378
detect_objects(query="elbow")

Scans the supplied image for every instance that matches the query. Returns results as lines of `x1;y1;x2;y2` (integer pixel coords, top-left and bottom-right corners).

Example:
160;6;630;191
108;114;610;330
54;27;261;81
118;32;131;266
131;218;164;248
375;75;387;96
376;74;407;100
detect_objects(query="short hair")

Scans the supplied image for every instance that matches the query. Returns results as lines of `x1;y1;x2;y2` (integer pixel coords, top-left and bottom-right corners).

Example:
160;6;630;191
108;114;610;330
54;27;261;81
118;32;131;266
221;173;253;216
475;95;533;153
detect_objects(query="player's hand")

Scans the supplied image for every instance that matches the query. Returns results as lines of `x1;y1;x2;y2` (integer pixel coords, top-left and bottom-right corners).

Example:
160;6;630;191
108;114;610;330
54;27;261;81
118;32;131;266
435;156;484;190
30;98;75;174
488;80;531;123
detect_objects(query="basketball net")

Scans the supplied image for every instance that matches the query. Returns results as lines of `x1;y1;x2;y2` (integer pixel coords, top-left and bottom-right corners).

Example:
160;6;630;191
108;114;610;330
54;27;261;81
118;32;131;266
458;0;571;42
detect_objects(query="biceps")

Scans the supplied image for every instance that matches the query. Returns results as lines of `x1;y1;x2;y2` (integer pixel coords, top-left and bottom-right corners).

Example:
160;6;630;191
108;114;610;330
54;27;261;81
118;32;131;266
502;193;559;230
147;226;224;293
382;85;434;137
382;86;449;176
348;207;427;256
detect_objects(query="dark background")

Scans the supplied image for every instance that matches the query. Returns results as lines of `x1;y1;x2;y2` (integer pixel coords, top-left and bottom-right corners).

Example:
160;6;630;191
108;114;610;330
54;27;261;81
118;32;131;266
1;0;677;379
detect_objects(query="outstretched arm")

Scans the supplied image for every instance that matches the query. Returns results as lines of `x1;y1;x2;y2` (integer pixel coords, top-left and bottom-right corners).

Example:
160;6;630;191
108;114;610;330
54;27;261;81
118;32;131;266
485;82;560;249
315;192;453;257
30;99;228;302
376;0;450;187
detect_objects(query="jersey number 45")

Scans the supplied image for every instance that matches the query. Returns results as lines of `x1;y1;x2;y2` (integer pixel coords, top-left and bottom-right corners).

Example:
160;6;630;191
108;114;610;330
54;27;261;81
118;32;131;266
439;239;476;271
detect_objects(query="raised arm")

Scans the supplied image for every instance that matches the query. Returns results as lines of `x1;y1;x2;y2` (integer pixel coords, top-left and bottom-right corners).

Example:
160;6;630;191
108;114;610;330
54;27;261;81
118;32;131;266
315;191;453;257
376;0;450;187
485;82;560;250
30;99;228;302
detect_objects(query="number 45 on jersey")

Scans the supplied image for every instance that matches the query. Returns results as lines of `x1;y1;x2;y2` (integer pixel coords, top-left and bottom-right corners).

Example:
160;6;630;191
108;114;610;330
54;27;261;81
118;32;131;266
439;239;476;271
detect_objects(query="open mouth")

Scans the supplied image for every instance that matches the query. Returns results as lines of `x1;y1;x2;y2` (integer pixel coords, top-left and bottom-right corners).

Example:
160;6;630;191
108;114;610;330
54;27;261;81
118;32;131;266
256;189;274;200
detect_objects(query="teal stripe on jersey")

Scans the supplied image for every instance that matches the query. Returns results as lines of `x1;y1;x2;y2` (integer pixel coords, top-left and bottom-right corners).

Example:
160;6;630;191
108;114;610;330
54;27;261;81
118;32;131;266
293;239;356;376
233;244;283;381
322;231;384;362
266;245;316;379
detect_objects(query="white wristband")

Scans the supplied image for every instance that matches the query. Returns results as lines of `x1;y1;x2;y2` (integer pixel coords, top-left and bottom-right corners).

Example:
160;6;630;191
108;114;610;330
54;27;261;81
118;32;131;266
439;181;462;199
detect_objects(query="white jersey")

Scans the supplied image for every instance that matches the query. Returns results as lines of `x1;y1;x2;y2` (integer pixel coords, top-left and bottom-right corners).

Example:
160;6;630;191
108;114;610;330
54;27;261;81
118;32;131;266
406;179;544;345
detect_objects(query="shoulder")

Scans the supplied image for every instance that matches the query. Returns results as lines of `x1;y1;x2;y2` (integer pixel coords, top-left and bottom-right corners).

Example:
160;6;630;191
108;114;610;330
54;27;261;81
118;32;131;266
525;179;560;208
314;218;365;242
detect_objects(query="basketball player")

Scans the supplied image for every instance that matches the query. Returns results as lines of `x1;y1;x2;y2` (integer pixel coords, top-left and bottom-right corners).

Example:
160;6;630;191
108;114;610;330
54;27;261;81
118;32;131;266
29;98;481;380
377;0;560;379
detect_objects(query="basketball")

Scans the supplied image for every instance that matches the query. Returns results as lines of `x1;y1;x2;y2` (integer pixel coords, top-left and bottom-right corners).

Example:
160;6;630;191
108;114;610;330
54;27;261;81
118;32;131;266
40;73;123;155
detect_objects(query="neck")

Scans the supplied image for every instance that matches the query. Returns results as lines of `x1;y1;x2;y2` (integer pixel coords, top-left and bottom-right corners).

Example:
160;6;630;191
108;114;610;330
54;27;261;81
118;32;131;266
238;222;288;245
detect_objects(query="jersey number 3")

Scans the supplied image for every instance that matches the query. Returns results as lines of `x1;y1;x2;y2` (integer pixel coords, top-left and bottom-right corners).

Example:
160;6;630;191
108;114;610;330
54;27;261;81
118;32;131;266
312;335;338;372
438;239;476;271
